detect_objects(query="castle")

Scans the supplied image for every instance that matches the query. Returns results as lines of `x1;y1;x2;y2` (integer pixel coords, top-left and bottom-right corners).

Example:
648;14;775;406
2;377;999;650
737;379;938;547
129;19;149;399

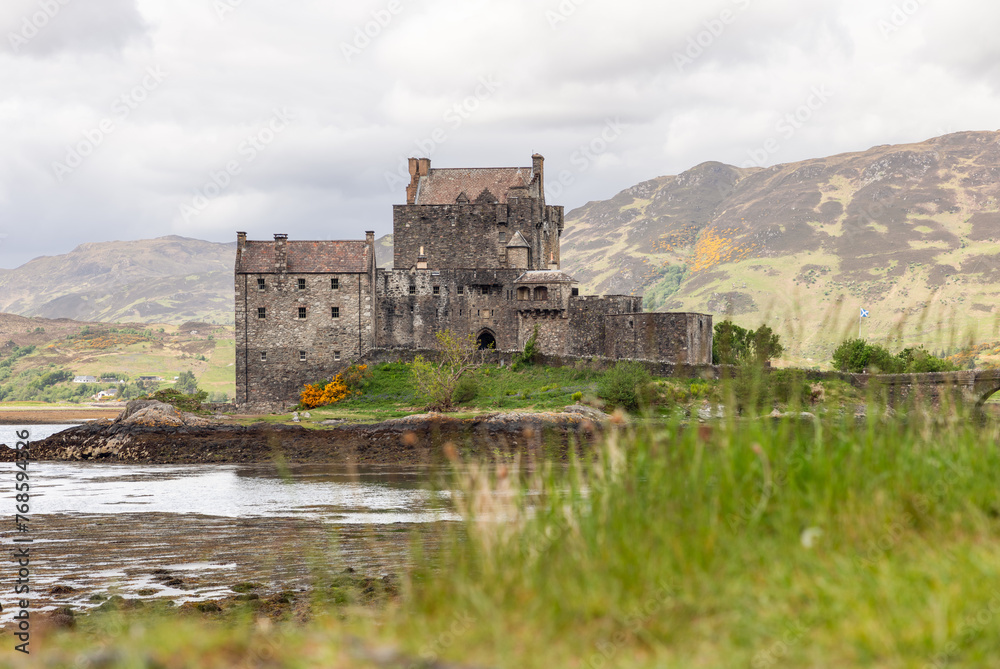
235;154;712;408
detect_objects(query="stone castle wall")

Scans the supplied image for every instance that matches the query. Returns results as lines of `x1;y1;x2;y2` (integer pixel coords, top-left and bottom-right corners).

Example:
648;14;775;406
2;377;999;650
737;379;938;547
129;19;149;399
235;271;374;406
392;202;564;271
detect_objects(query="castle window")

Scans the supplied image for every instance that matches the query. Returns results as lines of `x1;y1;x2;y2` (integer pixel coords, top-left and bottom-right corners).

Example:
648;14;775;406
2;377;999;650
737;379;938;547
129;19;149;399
260;351;267;361
409;285;416;295
517;287;530;301
257;278;266;291
297;278;306;290
457;286;464;295
482;286;489;296
299;351;307;362
332;307;340;319
433;286;440;295
334;351;341;361
298;307;307;319
258;307;266;319
499;231;506;243
572;287;579;296
534;286;548;300
331;277;340;290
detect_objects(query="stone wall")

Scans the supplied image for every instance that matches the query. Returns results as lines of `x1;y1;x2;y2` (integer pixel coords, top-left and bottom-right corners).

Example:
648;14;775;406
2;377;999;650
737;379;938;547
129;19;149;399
604;313;713;365
377;268;532;351
392;201;564;271
566;295;643;357
235;271;374;407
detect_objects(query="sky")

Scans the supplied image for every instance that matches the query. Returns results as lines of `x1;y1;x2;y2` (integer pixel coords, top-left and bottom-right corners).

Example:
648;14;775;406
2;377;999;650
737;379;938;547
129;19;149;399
1;0;999;269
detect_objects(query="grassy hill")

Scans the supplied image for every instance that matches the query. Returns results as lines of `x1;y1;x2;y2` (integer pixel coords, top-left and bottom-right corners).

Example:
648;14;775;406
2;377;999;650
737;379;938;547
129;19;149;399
0;236;236;325
559;131;1000;366
0;314;235;403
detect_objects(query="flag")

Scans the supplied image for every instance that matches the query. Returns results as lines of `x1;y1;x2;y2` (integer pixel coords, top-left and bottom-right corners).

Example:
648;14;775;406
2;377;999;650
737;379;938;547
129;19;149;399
860;308;869;318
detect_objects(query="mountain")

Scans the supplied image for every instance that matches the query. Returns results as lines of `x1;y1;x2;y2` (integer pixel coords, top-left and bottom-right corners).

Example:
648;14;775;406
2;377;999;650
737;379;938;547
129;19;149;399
559;131;1000;364
0;236;236;325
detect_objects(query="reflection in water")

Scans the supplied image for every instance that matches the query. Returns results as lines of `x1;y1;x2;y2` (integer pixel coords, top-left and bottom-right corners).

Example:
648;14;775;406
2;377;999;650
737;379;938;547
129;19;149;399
28;462;458;523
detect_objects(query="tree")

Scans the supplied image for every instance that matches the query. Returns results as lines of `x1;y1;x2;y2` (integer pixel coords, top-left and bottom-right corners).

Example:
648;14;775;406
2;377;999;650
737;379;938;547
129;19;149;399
411;329;482;411
712;320;752;365
751;324;784;365
175;370;199;395
713;320;783;366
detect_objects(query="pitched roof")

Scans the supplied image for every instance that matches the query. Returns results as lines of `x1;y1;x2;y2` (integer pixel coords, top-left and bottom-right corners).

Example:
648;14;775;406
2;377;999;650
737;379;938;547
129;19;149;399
237;240;370;273
506;231;530;248
415;167;533;205
514;270;575;284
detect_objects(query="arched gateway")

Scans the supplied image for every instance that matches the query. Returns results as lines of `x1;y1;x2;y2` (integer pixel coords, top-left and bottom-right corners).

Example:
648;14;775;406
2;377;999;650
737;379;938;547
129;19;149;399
477;330;497;351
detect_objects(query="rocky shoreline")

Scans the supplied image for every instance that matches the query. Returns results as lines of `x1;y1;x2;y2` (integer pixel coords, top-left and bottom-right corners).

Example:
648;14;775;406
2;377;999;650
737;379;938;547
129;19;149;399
1;400;609;464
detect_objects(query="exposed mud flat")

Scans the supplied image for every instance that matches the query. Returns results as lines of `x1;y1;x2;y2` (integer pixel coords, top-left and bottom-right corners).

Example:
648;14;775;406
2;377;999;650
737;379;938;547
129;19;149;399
8;511;444;626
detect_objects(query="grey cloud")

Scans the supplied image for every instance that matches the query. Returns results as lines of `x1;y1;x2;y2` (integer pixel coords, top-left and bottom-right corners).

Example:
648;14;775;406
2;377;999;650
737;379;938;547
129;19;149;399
2;0;148;58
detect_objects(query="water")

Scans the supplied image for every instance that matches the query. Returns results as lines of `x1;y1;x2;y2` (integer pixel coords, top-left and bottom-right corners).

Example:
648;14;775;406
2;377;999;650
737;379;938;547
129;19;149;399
25;462;457;523
0;423;79;445
0;454;461;620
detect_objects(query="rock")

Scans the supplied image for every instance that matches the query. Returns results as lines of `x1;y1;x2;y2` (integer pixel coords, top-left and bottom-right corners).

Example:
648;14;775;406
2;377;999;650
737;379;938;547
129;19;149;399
117;400;210;428
563;404;610;422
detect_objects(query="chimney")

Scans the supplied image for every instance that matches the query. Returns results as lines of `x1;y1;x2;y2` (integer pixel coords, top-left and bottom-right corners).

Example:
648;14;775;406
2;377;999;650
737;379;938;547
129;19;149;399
549;251;559;270
531;153;544;200
236;231;246;264
406;157;432;205
274;234;288;274
417;245;427;270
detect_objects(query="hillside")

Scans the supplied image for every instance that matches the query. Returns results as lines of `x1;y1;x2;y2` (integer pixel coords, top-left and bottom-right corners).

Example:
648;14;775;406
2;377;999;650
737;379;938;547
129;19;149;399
0;236;236;325
0;314;235;403
559;131;1000;364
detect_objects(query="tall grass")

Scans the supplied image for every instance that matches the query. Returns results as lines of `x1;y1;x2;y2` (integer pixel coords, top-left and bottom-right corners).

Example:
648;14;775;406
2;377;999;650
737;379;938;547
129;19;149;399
23;398;1000;668
392;407;1000;667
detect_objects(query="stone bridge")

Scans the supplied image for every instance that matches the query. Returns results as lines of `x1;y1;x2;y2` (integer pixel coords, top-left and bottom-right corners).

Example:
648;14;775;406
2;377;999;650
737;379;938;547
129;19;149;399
865;369;1000;412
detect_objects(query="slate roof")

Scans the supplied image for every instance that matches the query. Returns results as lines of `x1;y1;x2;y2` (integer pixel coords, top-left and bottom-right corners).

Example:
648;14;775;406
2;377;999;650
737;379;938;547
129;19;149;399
237;240;370;273
514;270;575;284
415;167;534;205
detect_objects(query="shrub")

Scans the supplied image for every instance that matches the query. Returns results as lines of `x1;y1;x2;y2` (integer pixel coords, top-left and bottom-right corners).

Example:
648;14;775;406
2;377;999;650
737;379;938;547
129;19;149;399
146;388;207;413
452;374;479;405
598;361;653;412
341;364;373;394
300;376;350;409
513;325;540;369
571;391;583;403
411;330;482;411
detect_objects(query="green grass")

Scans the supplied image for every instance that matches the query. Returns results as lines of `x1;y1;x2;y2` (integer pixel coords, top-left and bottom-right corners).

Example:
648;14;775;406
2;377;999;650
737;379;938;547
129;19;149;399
22;396;1000;668
284;362;606;423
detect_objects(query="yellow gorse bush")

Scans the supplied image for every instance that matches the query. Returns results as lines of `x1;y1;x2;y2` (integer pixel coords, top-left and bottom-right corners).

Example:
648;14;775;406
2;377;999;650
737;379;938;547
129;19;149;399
299;375;350;408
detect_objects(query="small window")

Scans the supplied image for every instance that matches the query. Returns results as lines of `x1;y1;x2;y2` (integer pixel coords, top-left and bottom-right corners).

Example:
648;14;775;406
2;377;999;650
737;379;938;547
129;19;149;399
297;278;306;290
409;285;416;295
482;286;489;296
260;351;267;361
299;351;306;362
257;278;266;291
457;286;464;295
331;277;340;290
257;307;266;319
298;307;307;319
572;287;579;296
433;286;440;296
499;231;506;243
334;351;341;361
331;307;340;319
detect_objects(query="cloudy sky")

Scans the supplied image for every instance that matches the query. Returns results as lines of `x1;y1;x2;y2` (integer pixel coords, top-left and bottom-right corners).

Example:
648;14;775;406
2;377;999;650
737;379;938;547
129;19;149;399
1;0;999;269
